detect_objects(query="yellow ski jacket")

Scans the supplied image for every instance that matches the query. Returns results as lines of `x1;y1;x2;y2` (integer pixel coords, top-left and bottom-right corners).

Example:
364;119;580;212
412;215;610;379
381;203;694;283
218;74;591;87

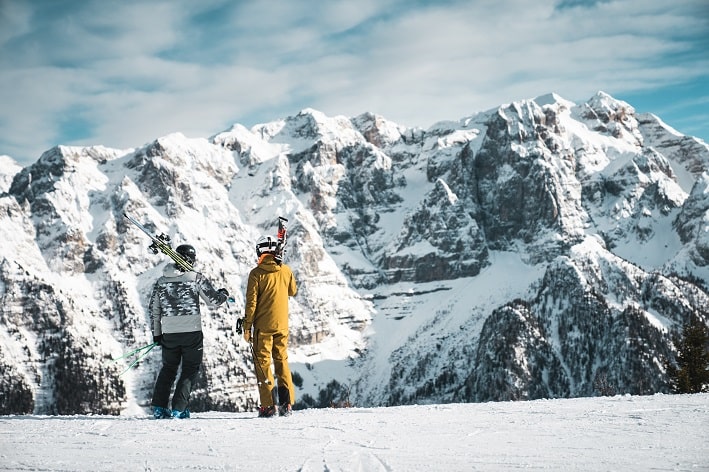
243;254;297;334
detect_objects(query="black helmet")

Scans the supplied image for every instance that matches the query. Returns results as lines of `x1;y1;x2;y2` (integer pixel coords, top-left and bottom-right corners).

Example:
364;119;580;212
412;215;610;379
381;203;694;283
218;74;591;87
176;244;196;265
256;235;277;257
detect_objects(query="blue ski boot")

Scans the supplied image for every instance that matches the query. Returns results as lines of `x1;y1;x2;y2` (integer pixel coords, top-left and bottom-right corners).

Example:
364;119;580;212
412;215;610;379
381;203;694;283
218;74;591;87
172;408;190;419
153;406;172;419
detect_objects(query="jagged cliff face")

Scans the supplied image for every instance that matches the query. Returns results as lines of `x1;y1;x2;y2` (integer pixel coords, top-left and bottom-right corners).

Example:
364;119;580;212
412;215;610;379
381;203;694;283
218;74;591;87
1;92;708;415
357;93;709;407
0;139;372;415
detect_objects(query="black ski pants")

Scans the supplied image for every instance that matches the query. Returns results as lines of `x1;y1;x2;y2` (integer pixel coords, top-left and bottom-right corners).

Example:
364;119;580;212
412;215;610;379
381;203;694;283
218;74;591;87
151;331;203;412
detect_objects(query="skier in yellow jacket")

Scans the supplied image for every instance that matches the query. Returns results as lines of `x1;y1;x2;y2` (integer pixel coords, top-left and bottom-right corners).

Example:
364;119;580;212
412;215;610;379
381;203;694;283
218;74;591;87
243;235;297;417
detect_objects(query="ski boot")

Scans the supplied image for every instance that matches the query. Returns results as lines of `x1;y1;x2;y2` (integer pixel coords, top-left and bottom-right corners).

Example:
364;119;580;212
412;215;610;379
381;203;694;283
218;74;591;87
279;403;292;417
171;409;190;419
153;406;172;419
258;405;277;418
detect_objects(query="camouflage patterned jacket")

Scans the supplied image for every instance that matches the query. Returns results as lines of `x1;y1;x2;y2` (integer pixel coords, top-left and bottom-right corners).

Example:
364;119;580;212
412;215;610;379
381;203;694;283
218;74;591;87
149;263;227;335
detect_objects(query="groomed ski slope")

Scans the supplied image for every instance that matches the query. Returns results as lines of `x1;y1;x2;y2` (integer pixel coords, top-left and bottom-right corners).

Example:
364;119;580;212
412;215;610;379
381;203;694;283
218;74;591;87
1;393;707;471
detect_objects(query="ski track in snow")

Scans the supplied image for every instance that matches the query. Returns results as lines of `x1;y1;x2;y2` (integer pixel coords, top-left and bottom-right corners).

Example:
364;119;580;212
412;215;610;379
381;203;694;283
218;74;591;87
0;393;707;471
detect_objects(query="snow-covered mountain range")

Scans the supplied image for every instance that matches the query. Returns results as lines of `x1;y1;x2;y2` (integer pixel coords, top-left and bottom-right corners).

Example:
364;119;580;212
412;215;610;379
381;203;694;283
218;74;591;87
1;91;708;415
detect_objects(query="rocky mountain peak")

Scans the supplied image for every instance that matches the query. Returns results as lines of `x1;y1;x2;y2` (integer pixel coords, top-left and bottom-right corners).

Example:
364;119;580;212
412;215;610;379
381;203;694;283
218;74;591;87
1;91;707;415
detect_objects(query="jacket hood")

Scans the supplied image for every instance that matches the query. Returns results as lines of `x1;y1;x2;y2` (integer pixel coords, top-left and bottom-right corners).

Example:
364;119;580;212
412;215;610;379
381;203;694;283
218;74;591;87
257;254;281;273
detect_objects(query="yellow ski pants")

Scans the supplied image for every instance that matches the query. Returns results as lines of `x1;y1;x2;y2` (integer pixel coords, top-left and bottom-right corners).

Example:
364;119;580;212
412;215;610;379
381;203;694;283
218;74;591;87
253;329;295;408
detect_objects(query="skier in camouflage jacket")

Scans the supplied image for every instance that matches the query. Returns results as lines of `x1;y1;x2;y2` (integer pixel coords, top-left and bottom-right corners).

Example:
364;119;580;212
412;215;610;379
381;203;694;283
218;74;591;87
148;244;228;419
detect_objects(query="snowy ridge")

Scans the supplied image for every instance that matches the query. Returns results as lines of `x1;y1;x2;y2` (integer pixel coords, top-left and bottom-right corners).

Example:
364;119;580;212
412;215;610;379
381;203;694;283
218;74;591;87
0;91;708;415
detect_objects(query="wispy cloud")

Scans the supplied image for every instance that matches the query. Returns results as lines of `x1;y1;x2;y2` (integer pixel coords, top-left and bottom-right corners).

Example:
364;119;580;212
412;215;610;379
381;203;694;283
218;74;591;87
1;0;707;165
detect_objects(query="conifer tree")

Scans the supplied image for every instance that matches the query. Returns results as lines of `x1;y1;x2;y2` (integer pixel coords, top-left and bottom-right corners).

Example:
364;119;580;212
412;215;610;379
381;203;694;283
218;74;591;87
667;317;709;394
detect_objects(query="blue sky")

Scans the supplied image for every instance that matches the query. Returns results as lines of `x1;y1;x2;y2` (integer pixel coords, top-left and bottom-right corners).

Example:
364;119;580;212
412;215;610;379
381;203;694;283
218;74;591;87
1;0;707;167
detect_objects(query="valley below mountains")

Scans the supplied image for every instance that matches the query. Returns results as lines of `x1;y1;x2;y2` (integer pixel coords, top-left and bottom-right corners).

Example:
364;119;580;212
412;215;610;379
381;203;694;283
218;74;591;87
1;91;708;415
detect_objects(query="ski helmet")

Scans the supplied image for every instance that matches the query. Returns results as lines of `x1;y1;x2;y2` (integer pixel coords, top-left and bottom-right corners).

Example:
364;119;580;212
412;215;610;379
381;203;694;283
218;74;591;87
256;235;277;257
176;244;196;265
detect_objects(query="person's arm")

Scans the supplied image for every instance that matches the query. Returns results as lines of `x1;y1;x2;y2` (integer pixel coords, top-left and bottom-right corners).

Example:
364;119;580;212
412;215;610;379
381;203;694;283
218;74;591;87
288;266;297;297
148;283;163;341
243;272;259;341
197;274;229;307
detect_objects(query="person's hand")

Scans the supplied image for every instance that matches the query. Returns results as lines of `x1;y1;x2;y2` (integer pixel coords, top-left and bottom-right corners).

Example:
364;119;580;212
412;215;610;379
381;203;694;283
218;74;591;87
243;331;251;343
153;335;163;346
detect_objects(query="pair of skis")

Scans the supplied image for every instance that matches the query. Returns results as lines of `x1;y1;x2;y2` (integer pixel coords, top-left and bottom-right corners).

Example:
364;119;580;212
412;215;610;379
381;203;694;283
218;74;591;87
274;216;288;264
123;212;194;272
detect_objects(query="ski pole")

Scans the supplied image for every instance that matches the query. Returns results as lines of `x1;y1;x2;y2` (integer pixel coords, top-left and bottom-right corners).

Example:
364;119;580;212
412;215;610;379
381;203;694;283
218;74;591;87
111;342;157;363
119;342;158;376
225;296;237;333
233;313;270;387
249;338;270;387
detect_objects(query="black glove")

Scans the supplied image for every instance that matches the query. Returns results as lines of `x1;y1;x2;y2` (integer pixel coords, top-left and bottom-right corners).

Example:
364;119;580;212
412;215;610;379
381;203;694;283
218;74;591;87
153;335;163;346
217;288;229;303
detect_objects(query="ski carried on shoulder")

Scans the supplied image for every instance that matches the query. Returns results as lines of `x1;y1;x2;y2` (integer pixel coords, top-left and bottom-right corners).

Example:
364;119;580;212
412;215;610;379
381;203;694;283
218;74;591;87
275;216;288;264
123;212;194;272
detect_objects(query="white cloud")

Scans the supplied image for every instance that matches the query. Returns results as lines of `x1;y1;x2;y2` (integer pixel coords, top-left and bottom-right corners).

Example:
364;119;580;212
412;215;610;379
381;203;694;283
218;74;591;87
0;0;707;165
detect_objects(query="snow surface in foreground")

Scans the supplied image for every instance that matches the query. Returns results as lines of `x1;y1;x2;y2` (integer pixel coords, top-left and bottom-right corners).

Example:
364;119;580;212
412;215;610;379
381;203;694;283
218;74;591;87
1;394;707;471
